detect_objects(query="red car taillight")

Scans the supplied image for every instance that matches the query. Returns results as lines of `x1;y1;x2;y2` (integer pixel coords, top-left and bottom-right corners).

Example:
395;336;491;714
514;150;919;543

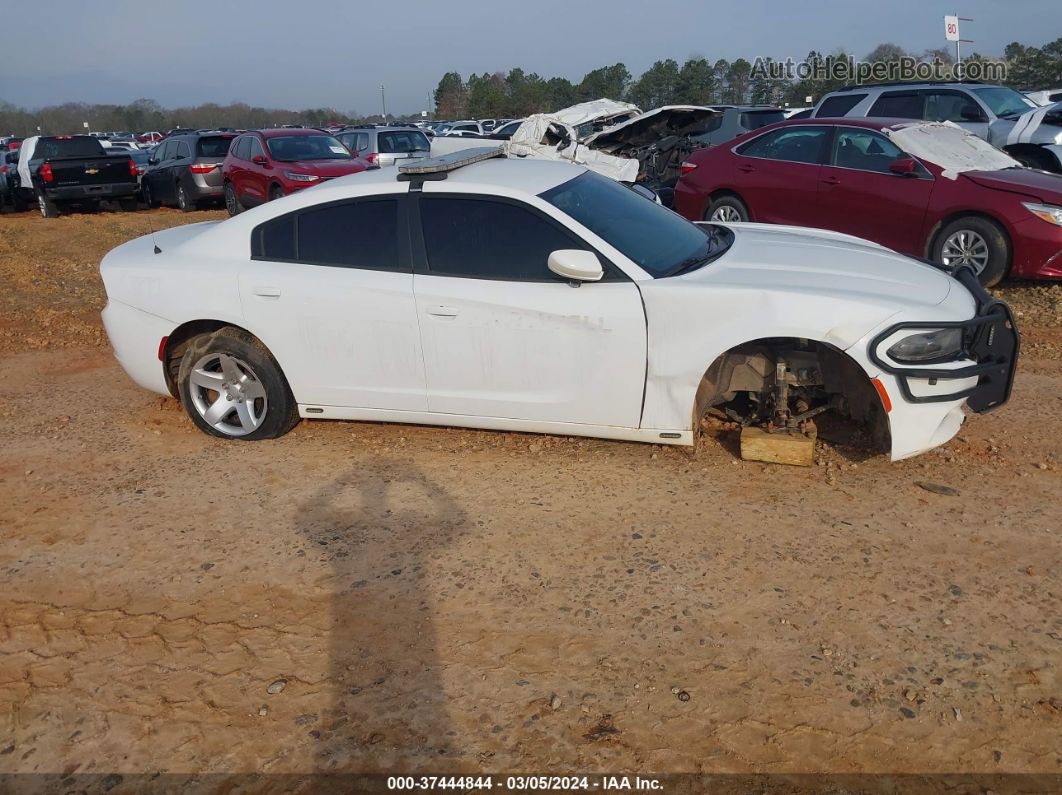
0;166;7;174
189;163;218;173
680;161;697;176
128;158;138;177
365;153;379;167
40;163;54;183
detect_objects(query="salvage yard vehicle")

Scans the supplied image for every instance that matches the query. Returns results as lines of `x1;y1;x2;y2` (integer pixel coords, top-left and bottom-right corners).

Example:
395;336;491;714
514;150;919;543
100;148;1017;462
691;104;787;146
14;134;140;216
141;131;236;211
811;81;1062;172
675;119;1062;285
334;126;431;168
221;128;366;215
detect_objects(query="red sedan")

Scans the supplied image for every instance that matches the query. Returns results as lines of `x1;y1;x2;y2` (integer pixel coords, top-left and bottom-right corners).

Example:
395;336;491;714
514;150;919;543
674;117;1062;285
222;128;367;216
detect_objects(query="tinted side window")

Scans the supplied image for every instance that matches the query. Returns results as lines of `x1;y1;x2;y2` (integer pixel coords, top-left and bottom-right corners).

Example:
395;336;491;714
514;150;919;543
298;200;400;270
234;136;250;160
869;92;924;119
741;110;785;129
699;115;724;133
252;215;295;260
420;198;585;281
176;141;191;159
816;93;867;117
737;126;830;164
924;91;985;122
356;133;370;152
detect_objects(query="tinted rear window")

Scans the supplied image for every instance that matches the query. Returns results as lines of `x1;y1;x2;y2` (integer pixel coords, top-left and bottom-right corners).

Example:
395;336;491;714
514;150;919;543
253;215;295;260
377;131;430;153
35;137;105;159
197;136;234;158
741;110;785;129
816;93;866;117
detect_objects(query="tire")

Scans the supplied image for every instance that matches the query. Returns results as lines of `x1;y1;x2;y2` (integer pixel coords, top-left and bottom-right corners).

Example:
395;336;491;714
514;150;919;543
176;182;194;212
932;216;1010;287
706;194;749;223
177;327;299;441
118;197;138;212
12;190;28;212
142;181;160;209
37;190;59;218
224;182;242;216
268;185;285;202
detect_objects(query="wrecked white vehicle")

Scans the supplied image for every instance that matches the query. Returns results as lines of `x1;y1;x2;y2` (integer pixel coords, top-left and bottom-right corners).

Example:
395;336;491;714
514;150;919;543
505;100;718;197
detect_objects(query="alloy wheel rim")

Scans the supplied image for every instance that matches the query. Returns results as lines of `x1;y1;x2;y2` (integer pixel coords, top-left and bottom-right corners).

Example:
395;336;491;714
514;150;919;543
188;353;267;437
225;186;236;215
941;230;990;275
38;195;45;216
178;186;187;209
712;205;742;223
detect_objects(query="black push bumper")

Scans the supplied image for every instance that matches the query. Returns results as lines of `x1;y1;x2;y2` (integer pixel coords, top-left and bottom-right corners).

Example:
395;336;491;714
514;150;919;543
868;265;1019;413
46;183;138;201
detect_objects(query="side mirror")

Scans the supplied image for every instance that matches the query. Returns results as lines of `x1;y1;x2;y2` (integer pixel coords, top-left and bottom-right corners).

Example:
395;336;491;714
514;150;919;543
147;157;158;166
548;249;603;282
628;183;659;203
960;106;987;122
889;157;918;176
252;155;269;166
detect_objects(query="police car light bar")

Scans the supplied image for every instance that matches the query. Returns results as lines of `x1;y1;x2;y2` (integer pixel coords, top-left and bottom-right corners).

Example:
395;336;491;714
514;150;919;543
398;146;505;176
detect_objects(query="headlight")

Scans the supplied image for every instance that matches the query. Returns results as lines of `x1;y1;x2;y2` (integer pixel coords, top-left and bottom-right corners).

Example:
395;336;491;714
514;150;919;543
887;328;964;363
284;171;320;182
1023;202;1062;226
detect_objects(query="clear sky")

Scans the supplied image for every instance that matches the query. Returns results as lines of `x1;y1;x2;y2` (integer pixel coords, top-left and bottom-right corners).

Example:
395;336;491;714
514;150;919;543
3;0;1058;114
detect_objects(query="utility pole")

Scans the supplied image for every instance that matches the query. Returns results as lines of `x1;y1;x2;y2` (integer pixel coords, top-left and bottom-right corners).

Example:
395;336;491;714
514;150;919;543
380;85;387;121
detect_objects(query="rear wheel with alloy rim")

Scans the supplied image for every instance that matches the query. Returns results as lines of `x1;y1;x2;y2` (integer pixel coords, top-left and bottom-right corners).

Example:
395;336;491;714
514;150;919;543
37;191;59;218
177;182;194;212
933;216;1010;287
142;181;159;208
177;328;299;440
706;195;749;223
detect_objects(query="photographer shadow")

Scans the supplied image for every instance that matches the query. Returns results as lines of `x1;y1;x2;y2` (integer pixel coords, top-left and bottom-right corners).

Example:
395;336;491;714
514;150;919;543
294;458;469;774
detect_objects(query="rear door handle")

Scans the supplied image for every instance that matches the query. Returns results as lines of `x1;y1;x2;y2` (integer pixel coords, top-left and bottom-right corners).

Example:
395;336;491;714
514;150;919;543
820;176;840;186
426;305;458;318
737;163;755;173
252;286;281;298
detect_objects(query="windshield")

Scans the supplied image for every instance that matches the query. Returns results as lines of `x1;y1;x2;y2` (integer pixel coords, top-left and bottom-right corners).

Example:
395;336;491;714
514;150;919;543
972;87;1037;119
377;131;430;153
265;134;351;162
540;171;730;278
197;136;234;158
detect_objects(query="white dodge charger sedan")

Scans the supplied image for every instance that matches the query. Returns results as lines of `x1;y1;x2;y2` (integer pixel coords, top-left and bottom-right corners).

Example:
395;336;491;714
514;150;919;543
100;148;1018;461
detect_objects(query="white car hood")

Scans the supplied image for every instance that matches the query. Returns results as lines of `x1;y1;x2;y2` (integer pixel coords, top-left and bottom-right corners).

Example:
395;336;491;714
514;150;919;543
688;222;952;307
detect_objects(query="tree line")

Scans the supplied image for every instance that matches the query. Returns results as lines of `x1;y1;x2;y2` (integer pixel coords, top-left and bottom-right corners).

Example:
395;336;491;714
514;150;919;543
435;38;1062;119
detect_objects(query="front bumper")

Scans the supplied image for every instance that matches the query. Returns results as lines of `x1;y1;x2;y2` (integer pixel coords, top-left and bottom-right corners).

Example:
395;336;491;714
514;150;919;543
868;265;1019;413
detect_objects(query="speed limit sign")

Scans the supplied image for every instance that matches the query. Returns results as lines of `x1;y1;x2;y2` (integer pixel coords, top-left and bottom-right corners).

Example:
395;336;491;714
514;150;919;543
944;15;960;42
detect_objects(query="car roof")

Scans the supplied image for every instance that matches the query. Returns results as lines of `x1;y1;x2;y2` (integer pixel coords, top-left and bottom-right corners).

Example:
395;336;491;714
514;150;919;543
771;116;924;131
828;81;996;93
257;128;329;138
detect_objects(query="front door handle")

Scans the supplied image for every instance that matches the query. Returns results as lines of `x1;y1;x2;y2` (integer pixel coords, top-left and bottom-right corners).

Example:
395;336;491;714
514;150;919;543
252;286;281;298
820;176;841;186
426;305;458;318
737;163;755;173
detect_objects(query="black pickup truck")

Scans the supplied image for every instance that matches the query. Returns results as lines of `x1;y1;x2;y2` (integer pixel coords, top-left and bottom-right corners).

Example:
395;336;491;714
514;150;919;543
13;135;139;217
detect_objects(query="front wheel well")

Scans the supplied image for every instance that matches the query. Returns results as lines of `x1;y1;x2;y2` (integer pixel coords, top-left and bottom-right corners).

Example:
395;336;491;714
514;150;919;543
923;211;1011;259
694;337;890;451
162;321;278;399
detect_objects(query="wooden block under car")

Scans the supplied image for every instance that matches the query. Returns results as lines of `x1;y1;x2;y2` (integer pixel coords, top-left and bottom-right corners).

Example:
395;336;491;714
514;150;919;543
739;426;816;467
